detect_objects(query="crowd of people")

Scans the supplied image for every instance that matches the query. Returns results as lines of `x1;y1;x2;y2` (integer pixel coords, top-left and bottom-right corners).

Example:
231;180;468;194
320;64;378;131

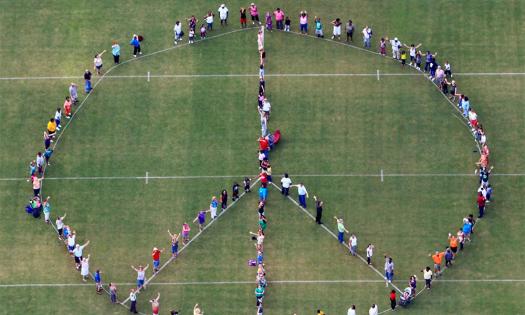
21;3;494;314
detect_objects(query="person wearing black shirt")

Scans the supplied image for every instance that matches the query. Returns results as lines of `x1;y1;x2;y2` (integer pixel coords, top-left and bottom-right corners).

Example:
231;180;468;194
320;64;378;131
314;196;323;224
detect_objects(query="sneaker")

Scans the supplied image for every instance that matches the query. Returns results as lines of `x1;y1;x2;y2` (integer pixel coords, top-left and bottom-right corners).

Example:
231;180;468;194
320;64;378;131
133;55;137;57
139;52;143;55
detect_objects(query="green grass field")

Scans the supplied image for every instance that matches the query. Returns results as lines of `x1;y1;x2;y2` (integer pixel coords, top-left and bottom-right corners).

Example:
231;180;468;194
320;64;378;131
1;1;525;314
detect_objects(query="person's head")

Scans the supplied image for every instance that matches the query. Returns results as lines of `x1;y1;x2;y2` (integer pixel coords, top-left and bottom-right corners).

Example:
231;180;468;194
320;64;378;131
56;107;61;112
260;64;264;69
112;40;118;45
426;266;431;271
66;96;70;101
371;304;376;309
351;304;356;309
389;257;393;263
212;196;217;201
336;18;340;22
464;96;469;101
75;244;80;249
221;4;225;8
37;152;42;156
96;269;100;274
85;69;89;73
250;3;255;7
50;118;55;123
153;247;158;251
276;7;280;11
284;173;289;178
394;37;398;42
391;289;396;293
349;19;352;24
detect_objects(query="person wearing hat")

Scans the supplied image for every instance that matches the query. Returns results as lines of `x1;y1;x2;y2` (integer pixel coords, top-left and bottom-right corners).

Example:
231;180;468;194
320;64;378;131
218;4;229;26
388;37;402;60
151;247;164;273
249;3;259;25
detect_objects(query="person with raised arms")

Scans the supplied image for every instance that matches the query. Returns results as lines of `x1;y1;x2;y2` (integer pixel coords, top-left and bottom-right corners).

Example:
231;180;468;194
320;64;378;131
131;264;149;290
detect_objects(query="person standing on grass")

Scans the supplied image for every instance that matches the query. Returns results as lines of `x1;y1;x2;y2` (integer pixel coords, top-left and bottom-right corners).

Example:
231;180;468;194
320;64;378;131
314;17;324;38
265;11;273;31
56;213;66;240
422;266;433;289
362;26;371;48
404;43;422;67
109;282;118;303
182;222;191;245
168;230;180;258
132;264;149;290
477;191;486;218
384;256;395;285
28;161;37;181
349;234;357;256
32;175;43;196
274;8;284;30
149;292;160;315
130;34;142;57
369;304;378;315
43;131;52;149
63;96;72;119
173;21;183;44
244;177;251;192
73;240;90;270
346;20;354;42
258;214;267;232
299;11;308;34
379;38;387;56
389;37;401;60
347;304;356;315
204;11;214;31
232;182;240;201
44;147;53;166
84;69;92;93
314;196;323;224
389;289;397;310
284;15;291;31
331;18;342;40
194;303;203;315
448;233;458;257
151;247;164;273
54;107;62;131
220;189;228;210
292;183;309;208
193;209;210;231
210;196;219;219
249;3;259;25
255;284;265;305
240;7;247;28
409;275;417;294
93;50;106;75
445;247;453;268
69;82;78;104
80;255;90;282
218;4;229;26
92;269;102;294
42;196;51;224
47;118;57;138
431;250;444;277
334;216;349;243
36;152;45;174
111;41;120;64
129;288;138;314
67;230;76;255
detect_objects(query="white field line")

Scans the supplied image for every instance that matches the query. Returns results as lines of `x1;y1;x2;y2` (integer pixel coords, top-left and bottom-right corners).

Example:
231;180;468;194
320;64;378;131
119;178;260;305
3;172;522;182
269;182;403;294
2;72;525;81
2;279;523;288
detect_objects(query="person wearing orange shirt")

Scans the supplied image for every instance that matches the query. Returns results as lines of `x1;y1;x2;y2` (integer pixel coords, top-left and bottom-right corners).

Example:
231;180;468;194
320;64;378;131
430;250;445;276
448;233;458;257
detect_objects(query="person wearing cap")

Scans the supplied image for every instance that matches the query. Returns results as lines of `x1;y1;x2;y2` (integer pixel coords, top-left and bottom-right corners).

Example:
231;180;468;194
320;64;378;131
218;4;229;25
389;37;402;60
151;247;164;273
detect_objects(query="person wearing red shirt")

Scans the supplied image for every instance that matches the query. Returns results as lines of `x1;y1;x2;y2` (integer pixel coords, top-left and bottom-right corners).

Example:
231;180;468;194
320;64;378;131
259;171;268;188
151;247;165;273
258;137;269;159
477;192;486;218
389;290;397;310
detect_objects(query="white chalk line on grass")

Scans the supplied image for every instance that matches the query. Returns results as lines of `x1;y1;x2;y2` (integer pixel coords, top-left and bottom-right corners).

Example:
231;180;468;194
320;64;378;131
268;182;403;294
119;178;260;306
3;72;525;80
2;279;523;288
4;172;523;182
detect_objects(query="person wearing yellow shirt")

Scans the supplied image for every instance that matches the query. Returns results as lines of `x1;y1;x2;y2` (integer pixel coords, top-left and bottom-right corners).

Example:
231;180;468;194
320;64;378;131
47;118;57;137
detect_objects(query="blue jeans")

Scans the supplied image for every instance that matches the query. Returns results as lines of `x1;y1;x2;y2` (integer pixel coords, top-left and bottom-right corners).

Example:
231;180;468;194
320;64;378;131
338;232;344;243
207;22;213;30
385;271;394;282
300;23;308;33
298;194;306;208
85;80;92;93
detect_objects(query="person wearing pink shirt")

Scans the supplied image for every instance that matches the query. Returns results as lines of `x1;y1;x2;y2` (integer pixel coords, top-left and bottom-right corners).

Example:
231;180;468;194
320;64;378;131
273;8;285;30
249;3;259;25
181;222;191;245
299;11;308;34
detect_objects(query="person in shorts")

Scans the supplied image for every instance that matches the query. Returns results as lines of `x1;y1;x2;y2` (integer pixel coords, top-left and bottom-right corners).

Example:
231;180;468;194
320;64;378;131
131;264;149;289
151;247;164;273
182;222;191;244
93;50;106;75
240;7;247;28
314;17;323;38
193;209;209;231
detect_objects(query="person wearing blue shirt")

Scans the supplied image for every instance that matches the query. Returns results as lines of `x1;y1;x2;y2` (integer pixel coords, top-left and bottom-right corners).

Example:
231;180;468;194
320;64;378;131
111;41;120;64
94;269;102;294
130;34;142;57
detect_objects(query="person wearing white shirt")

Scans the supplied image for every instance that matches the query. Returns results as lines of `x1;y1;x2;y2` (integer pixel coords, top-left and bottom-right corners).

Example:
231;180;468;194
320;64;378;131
389;37;401;60
349;234;357;256
260;112;267;136
368;304;378;315
129;288;138;313
422;266;433;289
362;26;371;48
262;98;271;117
204;11;214;30
73;240;90;270
80;254;90;282
347;304;356;315
218;4;229;25
173;21;183;44
292;183;309;208
280;173;292;196
366;244;374;265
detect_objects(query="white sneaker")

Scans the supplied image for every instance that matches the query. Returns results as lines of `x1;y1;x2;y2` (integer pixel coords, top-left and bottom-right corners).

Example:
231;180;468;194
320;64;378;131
139;52;143;55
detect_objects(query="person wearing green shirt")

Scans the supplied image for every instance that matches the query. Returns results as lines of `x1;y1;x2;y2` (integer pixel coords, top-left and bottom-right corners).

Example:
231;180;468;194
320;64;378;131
255;285;265;305
258;216;267;231
334;216;349;243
